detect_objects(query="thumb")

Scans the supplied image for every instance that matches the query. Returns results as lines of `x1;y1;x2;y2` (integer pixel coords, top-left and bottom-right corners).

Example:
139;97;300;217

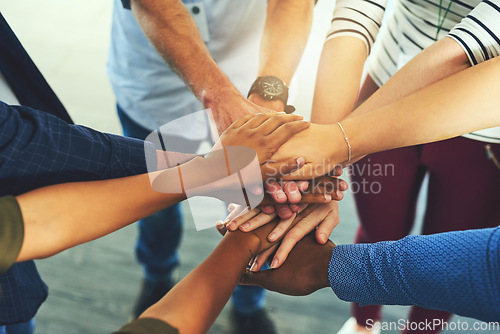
239;269;272;288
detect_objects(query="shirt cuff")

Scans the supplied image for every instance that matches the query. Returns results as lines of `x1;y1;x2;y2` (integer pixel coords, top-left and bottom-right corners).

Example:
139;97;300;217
0;196;24;275
328;243;372;303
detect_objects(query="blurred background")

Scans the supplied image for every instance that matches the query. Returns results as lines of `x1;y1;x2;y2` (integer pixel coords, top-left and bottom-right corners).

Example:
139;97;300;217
2;1;497;333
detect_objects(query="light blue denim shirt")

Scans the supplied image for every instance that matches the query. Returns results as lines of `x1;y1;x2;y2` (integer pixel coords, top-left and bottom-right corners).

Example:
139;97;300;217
107;0;266;138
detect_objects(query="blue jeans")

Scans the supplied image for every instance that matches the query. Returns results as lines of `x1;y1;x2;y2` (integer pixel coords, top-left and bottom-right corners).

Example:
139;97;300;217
117;106;266;313
0;319;35;334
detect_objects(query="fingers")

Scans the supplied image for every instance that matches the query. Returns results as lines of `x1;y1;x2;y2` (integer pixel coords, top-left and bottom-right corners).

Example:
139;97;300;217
266;213;297;243
282;181;301;204
250;244;277;272
261;157;305;179
237;211;278;232
216;220;227;236
267;120;310;147
298;192;332;203
260;206;276;214
229;113;258;129
275;204;294;219
257;114;304;135
226;207;262;231
315;204;339;245
280;163;337;180
269;210;322;268
223;204;248;225
244;113;275;128
263;179;287;203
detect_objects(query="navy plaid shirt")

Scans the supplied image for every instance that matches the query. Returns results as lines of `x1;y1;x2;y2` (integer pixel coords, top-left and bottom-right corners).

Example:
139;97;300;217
0;103;157;324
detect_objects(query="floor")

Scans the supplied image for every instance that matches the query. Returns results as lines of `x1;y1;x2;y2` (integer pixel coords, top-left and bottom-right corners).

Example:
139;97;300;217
2;1;498;333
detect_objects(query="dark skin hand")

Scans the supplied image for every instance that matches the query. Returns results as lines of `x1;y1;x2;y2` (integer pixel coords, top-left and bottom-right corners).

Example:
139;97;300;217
240;233;334;296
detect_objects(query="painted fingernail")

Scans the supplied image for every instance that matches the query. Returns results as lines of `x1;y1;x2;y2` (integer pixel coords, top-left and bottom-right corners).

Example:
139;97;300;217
276;191;286;200
324;194;332;201
268;232;277;241
270;257;279;269
240;222;250;230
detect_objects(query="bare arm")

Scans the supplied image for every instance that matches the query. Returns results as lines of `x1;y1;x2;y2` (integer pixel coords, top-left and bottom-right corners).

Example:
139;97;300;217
311;37;367;123
129;0;269;131
249;0;316;111
139;206;315;334
272;56;500;179
349;37;471;117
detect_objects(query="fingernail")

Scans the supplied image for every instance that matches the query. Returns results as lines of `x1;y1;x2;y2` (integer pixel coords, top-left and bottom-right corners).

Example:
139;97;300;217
276;191;286;200
296;157;305;166
337;190;343;199
227;222;235;230
324;194;332;201
270;257;279;269
240;222;250;230
268;232;277;241
319;233;328;244
250;262;257;272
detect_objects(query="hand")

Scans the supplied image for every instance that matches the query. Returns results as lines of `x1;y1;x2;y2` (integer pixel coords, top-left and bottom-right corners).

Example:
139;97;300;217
209;94;278;133
222;205;317;257
240;233;334;296
216;112;309;166
251;201;340;270
261;167;345;219
248;93;285;113
271;123;349;180
225;175;346;229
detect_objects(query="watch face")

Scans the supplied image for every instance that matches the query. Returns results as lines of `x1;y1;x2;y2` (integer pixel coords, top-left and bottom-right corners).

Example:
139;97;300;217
260;76;284;96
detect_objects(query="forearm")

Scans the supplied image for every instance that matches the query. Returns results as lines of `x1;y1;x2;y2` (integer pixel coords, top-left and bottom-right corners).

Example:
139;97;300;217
329;227;500;322
130;0;242;107
349;37;471;117
16;170;184;262
311;37;367;124
259;0;315;84
343;56;500;159
141;231;259;334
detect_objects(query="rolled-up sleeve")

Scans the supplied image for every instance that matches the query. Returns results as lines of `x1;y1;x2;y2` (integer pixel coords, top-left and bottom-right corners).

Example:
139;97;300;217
0;102;157;195
448;0;500;65
328;228;500;322
326;0;388;55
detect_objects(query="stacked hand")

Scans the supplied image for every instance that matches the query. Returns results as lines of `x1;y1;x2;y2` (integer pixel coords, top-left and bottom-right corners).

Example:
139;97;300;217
240;233;334;296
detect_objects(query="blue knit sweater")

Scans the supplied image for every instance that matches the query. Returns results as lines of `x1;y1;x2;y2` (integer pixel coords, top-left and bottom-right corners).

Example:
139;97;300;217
328;227;500;322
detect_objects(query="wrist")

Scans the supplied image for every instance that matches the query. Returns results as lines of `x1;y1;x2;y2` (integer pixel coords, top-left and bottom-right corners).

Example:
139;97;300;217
248;93;284;112
224;229;261;258
202;85;245;112
318;241;336;289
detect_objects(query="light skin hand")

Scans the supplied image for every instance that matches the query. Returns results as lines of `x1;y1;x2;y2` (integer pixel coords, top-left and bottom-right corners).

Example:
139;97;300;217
255;201;340;271
224;175;347;232
240;233;334;296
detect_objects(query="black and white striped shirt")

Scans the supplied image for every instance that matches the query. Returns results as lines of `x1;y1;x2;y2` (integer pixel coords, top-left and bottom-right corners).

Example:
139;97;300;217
326;0;500;143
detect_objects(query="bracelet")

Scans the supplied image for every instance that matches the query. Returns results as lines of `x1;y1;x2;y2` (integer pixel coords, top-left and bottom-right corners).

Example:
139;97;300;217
177;164;186;194
336;122;351;163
